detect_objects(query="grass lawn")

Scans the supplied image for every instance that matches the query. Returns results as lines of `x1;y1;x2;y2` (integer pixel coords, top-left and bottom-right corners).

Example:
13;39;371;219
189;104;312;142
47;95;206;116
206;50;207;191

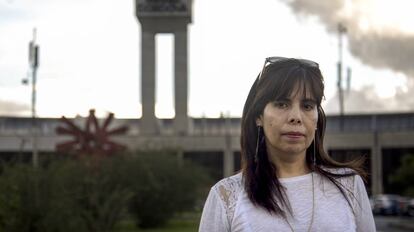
115;212;200;232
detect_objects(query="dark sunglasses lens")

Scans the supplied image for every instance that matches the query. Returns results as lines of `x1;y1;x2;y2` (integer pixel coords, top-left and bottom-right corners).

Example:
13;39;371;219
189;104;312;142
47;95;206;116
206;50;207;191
298;59;319;67
266;57;318;67
259;57;319;80
266;57;286;64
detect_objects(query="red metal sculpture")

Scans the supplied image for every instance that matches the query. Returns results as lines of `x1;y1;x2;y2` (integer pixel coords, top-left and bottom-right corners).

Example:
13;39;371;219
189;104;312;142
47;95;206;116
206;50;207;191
56;109;128;156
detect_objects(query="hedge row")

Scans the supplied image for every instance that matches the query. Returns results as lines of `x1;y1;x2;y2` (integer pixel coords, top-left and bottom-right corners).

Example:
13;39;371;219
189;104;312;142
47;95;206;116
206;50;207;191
0;150;210;232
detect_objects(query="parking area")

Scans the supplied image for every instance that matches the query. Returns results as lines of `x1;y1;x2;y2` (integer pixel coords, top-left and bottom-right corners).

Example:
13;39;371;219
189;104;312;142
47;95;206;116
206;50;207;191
375;216;414;232
371;194;414;217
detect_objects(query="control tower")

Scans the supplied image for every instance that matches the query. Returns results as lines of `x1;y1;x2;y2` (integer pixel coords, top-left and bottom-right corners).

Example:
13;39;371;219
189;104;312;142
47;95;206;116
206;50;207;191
135;0;192;135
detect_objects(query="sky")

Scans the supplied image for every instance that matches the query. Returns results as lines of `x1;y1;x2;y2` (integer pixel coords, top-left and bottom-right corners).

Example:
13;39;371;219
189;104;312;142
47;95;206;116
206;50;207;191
0;0;413;119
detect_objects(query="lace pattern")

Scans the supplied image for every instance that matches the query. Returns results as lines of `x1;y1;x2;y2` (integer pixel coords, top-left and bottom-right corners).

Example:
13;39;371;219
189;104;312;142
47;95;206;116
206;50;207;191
213;173;243;225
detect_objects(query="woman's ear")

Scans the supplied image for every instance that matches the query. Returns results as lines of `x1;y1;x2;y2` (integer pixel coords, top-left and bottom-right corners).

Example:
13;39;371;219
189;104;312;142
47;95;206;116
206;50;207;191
256;117;263;126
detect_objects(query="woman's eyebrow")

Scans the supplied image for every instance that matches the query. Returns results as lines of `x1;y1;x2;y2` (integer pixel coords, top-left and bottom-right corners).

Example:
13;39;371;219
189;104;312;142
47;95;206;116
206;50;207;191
274;97;290;102
302;98;317;104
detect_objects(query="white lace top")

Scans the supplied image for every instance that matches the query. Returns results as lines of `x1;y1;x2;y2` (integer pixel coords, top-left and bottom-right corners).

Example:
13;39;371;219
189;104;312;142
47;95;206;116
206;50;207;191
199;170;376;232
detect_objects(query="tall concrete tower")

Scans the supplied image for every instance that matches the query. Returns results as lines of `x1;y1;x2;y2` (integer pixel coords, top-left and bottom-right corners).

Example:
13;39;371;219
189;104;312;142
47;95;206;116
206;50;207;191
135;0;192;135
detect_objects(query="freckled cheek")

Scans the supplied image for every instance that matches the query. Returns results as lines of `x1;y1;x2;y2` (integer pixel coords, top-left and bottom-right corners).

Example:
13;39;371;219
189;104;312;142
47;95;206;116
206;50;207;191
263;119;278;137
312;111;318;125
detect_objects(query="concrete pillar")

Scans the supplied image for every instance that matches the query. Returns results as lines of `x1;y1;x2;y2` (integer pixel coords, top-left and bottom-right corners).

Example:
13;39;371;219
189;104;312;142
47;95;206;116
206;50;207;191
223;116;234;177
371;131;383;195
141;29;158;134
174;27;188;135
223;150;234;177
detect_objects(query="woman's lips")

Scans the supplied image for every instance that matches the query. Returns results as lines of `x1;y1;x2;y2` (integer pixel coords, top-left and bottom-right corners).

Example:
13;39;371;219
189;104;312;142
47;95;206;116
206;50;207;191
282;132;305;139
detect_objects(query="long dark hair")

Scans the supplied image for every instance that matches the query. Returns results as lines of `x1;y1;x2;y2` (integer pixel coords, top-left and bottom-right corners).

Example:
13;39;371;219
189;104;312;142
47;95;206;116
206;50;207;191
240;58;366;217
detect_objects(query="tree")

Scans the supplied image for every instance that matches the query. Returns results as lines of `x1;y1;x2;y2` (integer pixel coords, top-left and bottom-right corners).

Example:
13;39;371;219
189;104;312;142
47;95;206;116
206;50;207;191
389;154;414;197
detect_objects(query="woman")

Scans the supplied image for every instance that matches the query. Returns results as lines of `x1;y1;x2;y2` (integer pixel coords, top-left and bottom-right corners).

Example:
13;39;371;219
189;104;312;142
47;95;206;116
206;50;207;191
199;57;376;231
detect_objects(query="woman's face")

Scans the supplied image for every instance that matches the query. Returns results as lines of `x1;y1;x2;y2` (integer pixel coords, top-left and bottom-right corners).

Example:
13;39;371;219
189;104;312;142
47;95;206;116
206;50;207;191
256;85;318;159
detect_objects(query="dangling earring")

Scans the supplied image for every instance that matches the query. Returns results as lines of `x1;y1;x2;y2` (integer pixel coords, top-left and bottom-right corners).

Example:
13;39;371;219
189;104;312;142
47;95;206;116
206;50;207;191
313;128;317;168
255;126;263;163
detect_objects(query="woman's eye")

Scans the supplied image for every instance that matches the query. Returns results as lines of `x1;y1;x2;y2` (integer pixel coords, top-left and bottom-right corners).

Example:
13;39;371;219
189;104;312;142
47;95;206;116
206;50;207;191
303;103;315;111
274;101;288;108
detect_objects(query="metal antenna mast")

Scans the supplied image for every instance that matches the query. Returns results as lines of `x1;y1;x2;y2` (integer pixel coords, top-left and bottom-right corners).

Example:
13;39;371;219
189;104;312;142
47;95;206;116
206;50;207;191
337;23;346;130
29;28;39;167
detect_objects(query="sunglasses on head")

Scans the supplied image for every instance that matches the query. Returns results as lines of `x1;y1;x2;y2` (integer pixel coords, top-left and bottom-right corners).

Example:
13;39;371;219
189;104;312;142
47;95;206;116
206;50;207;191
258;56;319;81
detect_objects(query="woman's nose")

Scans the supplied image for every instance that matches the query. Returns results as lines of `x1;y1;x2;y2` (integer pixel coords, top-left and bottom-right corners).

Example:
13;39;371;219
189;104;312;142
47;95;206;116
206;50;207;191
289;117;301;124
288;106;302;124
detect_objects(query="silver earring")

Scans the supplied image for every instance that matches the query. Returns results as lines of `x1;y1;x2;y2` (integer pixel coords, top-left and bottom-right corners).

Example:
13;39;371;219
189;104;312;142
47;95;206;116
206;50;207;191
313;130;317;168
255;126;263;163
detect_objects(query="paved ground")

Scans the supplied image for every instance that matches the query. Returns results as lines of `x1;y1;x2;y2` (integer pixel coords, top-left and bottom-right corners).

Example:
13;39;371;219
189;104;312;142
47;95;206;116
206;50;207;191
375;216;414;232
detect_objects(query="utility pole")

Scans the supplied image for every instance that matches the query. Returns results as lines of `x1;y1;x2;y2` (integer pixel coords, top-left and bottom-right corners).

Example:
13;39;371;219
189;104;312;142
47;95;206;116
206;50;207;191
29;28;39;167
337;23;346;130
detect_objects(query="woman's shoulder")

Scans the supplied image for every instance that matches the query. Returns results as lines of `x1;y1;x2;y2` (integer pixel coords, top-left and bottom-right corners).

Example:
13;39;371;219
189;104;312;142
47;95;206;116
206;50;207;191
211;172;243;197
318;166;360;192
200;173;244;231
210;172;243;210
320;166;356;175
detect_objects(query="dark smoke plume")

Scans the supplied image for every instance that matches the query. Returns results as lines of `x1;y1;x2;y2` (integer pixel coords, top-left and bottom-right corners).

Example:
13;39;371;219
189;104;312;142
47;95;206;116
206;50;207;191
282;0;414;78
283;0;414;113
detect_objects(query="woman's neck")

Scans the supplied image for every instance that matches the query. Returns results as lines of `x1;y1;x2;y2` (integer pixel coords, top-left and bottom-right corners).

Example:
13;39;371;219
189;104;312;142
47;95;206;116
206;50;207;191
271;153;311;178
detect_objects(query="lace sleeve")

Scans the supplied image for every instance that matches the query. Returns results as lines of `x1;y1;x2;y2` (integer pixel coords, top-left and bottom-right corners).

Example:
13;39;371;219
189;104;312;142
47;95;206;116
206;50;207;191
353;175;376;232
199;187;229;232
198;174;242;232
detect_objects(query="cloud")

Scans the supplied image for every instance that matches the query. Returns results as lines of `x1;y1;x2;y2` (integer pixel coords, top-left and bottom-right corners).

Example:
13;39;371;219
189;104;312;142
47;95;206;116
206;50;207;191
0;0;33;24
0;99;30;116
392;78;414;110
324;80;414;114
324;86;384;114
